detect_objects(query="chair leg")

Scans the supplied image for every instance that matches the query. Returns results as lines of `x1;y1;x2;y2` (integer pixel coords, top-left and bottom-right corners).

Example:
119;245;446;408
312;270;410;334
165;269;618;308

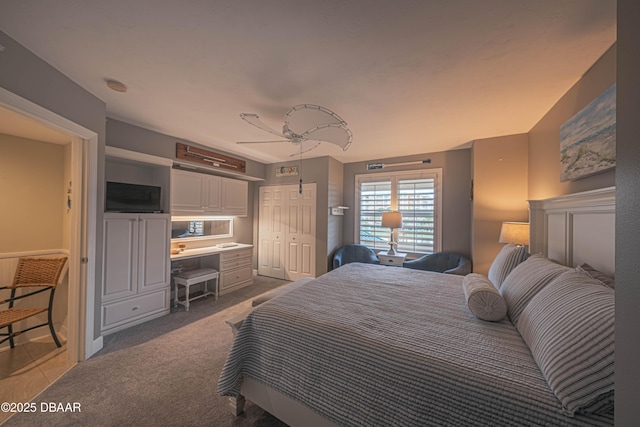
48;288;62;348
8;324;15;348
8;288;16;348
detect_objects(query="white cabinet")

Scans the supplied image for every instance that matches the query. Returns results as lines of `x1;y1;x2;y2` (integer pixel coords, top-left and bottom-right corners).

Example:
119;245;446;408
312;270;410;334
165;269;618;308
221;177;248;216
102;213;171;334
171;169;247;216
212;246;253;294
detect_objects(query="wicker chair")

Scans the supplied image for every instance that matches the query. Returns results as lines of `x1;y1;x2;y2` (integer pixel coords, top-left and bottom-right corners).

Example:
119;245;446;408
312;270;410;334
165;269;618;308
0;257;68;348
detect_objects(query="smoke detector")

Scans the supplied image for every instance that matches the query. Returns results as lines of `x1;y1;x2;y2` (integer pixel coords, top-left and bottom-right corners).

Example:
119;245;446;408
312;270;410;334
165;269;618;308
106;79;128;93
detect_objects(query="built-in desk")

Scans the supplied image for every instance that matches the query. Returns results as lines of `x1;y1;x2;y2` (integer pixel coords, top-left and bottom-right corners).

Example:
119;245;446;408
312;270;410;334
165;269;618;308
171;243;253;295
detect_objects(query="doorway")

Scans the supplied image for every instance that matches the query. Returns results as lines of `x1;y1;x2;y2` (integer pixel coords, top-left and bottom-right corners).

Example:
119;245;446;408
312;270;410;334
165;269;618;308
0;87;98;362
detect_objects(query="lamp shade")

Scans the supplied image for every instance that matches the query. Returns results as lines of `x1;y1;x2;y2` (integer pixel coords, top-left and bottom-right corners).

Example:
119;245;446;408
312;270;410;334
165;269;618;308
381;211;403;229
499;222;530;245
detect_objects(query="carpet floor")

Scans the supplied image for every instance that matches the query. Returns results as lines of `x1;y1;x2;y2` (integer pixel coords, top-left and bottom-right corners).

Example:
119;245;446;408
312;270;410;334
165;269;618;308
2;276;291;427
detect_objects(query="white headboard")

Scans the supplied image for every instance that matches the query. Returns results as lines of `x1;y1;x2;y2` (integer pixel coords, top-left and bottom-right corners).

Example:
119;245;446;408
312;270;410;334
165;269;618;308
529;187;615;277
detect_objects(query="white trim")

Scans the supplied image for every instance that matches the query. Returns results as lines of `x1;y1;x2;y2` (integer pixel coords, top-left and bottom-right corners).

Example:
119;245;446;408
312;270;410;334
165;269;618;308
106;145;173;167
0;249;70;259
0;87;99;362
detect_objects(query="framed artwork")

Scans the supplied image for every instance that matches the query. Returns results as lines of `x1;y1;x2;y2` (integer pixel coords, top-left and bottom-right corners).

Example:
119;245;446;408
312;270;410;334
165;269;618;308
560;83;616;182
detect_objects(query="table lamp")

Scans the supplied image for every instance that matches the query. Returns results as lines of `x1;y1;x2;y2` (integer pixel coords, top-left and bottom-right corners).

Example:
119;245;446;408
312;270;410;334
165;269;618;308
381;211;403;255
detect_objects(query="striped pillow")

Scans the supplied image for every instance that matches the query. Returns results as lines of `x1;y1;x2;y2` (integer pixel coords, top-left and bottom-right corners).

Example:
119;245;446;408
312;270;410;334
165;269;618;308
517;270;614;416
487;244;529;289
499;254;571;327
576;263;615;289
462;274;507;321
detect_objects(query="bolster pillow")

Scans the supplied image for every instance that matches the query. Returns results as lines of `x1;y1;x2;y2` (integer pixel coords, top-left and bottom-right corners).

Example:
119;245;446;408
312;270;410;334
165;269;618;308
462;273;508;321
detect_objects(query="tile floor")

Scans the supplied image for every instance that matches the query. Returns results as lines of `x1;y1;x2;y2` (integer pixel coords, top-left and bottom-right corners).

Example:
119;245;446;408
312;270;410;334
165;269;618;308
0;338;75;424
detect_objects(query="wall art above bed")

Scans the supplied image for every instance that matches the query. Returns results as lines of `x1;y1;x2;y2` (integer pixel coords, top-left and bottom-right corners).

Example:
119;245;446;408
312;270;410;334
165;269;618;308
560;83;616;182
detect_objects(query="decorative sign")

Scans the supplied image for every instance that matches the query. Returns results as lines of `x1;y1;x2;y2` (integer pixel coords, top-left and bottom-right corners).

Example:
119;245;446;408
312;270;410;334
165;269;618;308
176;142;246;173
276;166;299;177
367;163;383;170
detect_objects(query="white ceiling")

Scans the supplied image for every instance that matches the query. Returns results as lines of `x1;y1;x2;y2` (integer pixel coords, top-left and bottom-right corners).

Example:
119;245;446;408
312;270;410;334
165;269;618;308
0;0;616;164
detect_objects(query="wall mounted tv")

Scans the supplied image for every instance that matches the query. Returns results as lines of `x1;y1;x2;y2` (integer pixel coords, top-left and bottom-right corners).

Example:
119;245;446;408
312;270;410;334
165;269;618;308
105;181;163;213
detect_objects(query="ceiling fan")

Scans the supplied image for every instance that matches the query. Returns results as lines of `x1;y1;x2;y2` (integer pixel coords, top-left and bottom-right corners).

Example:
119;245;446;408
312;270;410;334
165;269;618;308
236;104;352;156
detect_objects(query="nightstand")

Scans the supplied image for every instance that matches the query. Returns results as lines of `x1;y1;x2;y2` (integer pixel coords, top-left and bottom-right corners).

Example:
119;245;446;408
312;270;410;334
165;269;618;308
377;251;407;267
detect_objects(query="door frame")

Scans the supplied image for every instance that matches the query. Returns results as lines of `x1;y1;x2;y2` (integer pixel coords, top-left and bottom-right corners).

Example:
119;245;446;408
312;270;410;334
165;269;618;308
0;87;99;361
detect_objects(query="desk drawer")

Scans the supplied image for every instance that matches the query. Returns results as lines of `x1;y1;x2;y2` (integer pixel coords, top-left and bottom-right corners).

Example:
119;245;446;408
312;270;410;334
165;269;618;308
220;248;252;262
220;265;253;291
102;289;169;328
220;255;252;271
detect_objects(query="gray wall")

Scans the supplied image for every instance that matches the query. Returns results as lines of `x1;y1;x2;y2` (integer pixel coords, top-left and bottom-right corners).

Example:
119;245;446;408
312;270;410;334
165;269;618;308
528;44;616;200
615;1;640;422
0;30;107;343
106;119;266;179
106;119;262;250
343;149;472;259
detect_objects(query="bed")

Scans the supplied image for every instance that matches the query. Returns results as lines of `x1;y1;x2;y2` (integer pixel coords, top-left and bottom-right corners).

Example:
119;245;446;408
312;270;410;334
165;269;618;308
218;187;615;426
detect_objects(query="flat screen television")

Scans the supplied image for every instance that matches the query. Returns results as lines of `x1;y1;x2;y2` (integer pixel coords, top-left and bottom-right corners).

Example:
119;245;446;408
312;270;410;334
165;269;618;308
106;181;163;213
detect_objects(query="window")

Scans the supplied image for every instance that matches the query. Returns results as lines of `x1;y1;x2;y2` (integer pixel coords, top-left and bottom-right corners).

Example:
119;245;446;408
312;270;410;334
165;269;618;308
355;169;442;255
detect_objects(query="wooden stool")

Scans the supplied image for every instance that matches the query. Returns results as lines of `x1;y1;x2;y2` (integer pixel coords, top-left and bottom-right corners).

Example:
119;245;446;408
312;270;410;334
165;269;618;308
173;268;219;311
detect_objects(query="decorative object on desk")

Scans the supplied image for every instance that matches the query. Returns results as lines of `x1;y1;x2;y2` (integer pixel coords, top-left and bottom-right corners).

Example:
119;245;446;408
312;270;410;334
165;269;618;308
381;211;403;255
275;166;299;177
176;142;246;173
178;243;186;252
499;222;530;248
236;104;352;156
560;83;616;182
171;248;181;255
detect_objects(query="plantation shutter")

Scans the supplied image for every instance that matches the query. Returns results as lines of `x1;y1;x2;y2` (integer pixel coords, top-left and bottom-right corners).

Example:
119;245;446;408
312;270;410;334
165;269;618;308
397;178;436;254
358;181;391;251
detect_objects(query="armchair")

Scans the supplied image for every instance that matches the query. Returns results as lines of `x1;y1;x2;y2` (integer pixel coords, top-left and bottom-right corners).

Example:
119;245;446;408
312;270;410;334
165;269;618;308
332;245;380;270
402;252;471;275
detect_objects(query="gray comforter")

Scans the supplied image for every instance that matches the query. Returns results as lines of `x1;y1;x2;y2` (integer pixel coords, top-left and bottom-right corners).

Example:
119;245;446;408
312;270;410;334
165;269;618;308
218;263;612;426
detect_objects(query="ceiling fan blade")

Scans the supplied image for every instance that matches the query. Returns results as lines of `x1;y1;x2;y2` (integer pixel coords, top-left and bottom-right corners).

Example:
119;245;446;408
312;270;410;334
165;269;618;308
301;124;353;151
289;140;321;156
285;104;347;135
240;113;285;138
236;139;290;144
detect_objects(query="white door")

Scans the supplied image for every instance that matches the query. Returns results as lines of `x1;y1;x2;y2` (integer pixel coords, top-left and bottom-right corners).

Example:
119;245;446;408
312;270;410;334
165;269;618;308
138;214;171;292
102;214;138;302
258;186;286;279
286;184;316;281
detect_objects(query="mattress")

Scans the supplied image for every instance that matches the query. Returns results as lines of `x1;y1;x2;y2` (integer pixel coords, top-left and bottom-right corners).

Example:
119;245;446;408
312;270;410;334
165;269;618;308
218;263;612;426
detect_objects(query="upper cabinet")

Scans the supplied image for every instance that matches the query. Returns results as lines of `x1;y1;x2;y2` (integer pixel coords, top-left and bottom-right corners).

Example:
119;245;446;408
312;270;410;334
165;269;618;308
221;177;248;216
171;169;247;217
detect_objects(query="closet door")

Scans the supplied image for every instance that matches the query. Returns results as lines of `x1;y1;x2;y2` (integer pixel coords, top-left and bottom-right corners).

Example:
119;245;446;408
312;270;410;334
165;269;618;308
258;186;286;279
285;183;316;281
